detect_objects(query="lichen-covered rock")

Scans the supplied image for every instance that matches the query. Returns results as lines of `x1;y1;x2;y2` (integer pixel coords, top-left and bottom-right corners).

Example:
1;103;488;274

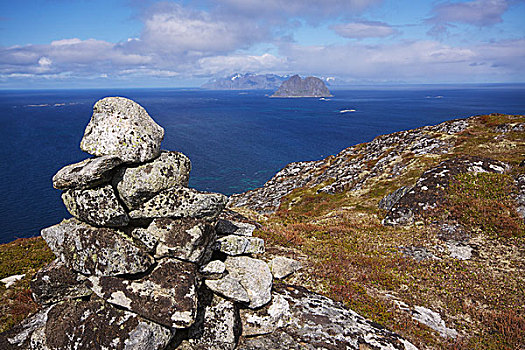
240;293;291;336
0;299;172;350
128;187;227;220
52;155;123;190
383;156;508;226
80;97;164;163
216;219;255;236
140;218;216;262
268;257;302;279
30;259;91;305
205;275;250;304
238;284;417;350
114;151;191;209
200;260;226;278
62;184;130;227
213;235;265;256
379;186;412;212
206;256;272;309
184;290;241;350
41;218;153;276
87;258;198;329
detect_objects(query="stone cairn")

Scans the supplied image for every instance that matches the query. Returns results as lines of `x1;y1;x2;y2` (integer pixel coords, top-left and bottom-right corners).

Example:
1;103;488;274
3;97;301;350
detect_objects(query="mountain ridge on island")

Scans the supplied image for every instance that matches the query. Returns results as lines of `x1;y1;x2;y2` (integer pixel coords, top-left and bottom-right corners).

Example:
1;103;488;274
271;74;333;98
201;73;288;90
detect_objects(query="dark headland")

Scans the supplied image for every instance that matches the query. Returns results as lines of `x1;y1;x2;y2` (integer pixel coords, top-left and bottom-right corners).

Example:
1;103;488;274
271;74;333;98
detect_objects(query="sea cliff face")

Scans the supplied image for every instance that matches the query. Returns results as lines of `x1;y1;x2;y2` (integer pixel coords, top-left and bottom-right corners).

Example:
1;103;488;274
271;75;333;98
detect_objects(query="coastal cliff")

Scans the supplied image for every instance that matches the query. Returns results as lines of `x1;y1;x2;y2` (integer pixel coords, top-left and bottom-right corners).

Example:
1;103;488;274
1;110;524;349
271;75;332;98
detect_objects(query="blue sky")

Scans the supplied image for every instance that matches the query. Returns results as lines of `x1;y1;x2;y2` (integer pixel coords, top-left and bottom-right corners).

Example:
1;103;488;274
1;0;524;88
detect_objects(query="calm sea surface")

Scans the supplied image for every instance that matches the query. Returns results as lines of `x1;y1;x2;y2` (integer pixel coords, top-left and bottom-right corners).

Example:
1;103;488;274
1;86;524;243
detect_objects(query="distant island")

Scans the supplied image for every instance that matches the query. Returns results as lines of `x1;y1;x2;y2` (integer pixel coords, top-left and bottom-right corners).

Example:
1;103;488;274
271;75;333;98
201;73;288;90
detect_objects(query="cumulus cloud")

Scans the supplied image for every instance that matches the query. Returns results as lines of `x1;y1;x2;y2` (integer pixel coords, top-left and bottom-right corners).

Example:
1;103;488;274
213;0;382;19
196;53;286;75
278;38;524;82
428;0;510;26
139;3;268;55
332;21;397;39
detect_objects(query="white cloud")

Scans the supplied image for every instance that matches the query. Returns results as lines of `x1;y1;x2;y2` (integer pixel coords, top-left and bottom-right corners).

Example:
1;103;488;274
428;0;510;26
332;21;397;39
196;53;286;75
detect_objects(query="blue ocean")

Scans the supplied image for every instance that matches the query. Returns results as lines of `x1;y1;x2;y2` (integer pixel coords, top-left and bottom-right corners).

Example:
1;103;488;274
1;86;524;243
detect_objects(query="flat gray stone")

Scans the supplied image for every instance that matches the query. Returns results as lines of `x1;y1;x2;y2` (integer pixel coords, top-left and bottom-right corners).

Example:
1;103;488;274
128;187;227;220
200;260;226;276
61;184;130;227
30;259;91;305
41;218;154;276
268;257;302;279
216;219;256;236
143;218;216;262
114;151;191;209
240;293;291;336
214;235;265;256
223;256;272;309
80;97;164;163
87;258;198;329
52;155;123;190
205;275;250;304
0;299;172;350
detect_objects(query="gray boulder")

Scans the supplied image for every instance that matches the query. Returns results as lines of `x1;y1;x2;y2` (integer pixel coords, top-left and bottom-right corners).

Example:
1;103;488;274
128;187;227;220
41;218;153;276
61;184;130;227
80;97;164;163
378;185;412;212
30;259;91;305
206;256;272;309
141;218;216;262
52;155;123;190
87;258;198;329
205;275;250;304
214;235;265;256
200;260;226;279
0;299;172;350
268;257;302;279
216;219;256;236
240;293;291;336
114;151;191;209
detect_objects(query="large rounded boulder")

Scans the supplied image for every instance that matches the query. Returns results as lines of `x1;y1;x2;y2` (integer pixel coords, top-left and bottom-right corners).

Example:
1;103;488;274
80;97;164;163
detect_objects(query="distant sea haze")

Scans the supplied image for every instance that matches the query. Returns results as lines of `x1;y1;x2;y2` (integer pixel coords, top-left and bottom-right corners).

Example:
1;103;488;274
0;86;524;243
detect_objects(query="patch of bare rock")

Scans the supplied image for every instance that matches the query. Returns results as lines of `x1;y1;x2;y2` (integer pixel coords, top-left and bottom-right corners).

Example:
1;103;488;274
0;97;415;350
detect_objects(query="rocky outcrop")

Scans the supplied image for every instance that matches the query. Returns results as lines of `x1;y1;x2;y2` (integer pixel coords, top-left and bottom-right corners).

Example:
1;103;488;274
2;96;416;350
229;118;469;213
271;75;332;98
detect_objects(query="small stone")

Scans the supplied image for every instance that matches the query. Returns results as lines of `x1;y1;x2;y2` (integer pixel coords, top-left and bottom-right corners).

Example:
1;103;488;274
205;275;250;304
0;299;172;350
268;257;302;279
30;259;91;305
80;97;164;163
0;274;25;289
446;241;472;260
240;293;292;336
412;306;458;338
142;218;216;262
214;235;265;256
114;151;191;209
61;184;129;227
225;256;272;309
216;219;255;236
200;260;226;275
41;218;153;276
128;187;227;220
52;155;123;190
87;258;198;329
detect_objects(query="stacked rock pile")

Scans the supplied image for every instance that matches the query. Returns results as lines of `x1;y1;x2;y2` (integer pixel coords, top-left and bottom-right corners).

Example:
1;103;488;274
1;97;302;350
